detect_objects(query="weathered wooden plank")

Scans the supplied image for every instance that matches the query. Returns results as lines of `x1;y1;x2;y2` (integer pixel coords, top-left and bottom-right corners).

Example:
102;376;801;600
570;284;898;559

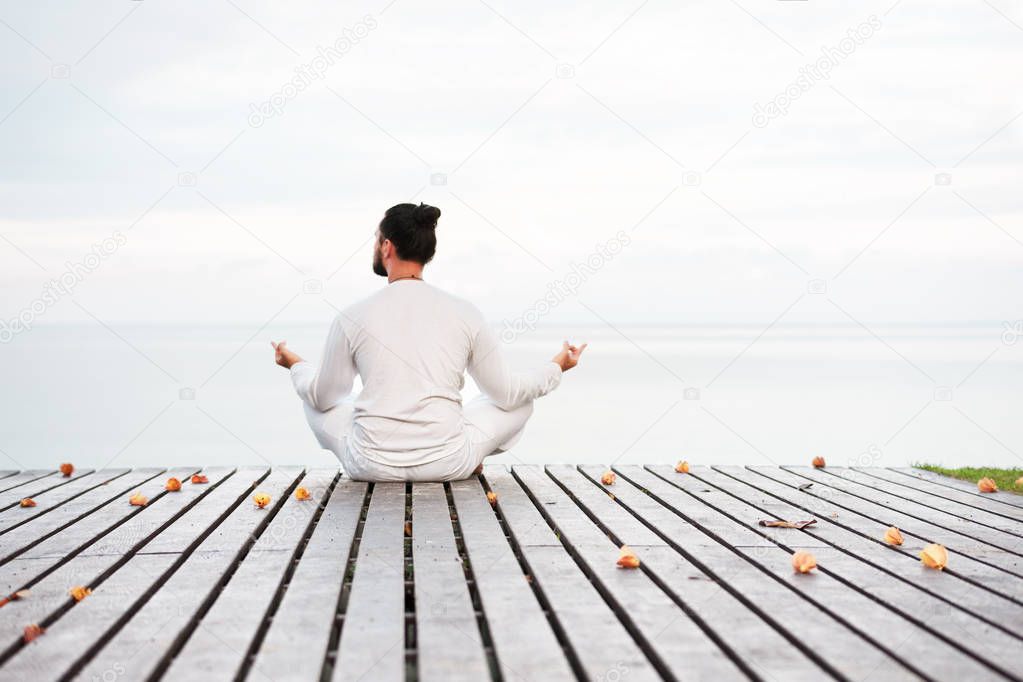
411;483;490;681
0;467;250;674
0;471;54;494
609;465;919;682
136;467;269;555
716;465;1023;633
787;467;1023;557
332;483;406;682
828;467;1023;536
250;476;367;682
856;467;1023;525
0;469;131;533
486;465;662;682
553;464;823;682
671;464;1023;678
2;554;180;679
748;465;1023;599
0;466;231;655
0;469;166;557
895;467;1023;509
163;469;339;680
0;469;94;512
75;468;301;682
449;476;575;682
62;468;235;559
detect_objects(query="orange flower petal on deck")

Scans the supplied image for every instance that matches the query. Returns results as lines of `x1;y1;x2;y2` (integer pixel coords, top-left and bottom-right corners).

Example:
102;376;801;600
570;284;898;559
812;456;826;468
920;543;948;570
129;492;148;506
616;545;640;569
791;551;817;574
884;526;904;546
23;623;44;643
20;498;36;508
165;477;182;492
601;471;616;486
486;491;498;507
190;474;209;484
253;492;271;509
674;460;690;474
68;586;92;602
59;462;74;477
295;486;311;500
977;477;998;493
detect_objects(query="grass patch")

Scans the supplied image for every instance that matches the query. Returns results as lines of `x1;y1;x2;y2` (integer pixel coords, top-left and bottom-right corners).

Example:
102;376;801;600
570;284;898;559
915;464;1023;494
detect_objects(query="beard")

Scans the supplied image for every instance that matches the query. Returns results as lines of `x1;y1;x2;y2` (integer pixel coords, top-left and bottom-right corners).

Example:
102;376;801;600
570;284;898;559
372;243;387;277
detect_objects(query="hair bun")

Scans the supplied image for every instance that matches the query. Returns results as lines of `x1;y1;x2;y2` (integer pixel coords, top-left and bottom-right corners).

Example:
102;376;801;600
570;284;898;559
412;203;441;229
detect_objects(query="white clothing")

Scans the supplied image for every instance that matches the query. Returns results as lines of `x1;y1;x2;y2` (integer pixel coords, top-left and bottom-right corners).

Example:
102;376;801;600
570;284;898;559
291;280;561;474
303;395;533;482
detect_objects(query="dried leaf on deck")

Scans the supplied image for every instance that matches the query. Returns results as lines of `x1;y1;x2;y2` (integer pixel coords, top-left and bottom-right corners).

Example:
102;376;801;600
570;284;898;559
884;526;904;545
20;498;36;508
295;486;311;500
486;491;498;507
165;477;182;492
977;477;998;493
1015;476;1023;488
812;456;825;468
190;474;209;484
920;543;948;570
601;471;616;486
797;483;813;491
404;521;412;537
129;492;148;506
791;551;817;574
0;591;30;608
23;624;44;643
674;460;690;474
616;545;640;569
59;462;74;477
759;519;817;529
253;492;271;509
68;586;92;602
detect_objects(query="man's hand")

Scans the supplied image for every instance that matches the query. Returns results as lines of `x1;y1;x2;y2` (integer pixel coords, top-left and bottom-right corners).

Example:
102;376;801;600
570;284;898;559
271;340;303;370
552;340;587;372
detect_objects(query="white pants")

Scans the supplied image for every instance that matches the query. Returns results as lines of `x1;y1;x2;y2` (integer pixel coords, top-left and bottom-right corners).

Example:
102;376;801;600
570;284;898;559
303;395;534;482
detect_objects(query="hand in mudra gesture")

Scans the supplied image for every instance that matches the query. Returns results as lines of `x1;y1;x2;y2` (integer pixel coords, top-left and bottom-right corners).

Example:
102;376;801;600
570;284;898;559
552;341;587;372
271;341;303;370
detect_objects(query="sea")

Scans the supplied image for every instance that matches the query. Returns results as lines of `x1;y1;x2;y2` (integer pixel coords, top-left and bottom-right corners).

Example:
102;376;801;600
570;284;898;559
1;323;1020;472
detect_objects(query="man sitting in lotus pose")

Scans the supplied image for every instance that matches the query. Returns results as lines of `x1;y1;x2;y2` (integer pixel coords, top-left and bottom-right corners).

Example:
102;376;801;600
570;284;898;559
272;202;586;482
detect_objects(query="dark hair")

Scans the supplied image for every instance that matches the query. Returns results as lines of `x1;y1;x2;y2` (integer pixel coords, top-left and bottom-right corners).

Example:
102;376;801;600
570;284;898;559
378;202;441;264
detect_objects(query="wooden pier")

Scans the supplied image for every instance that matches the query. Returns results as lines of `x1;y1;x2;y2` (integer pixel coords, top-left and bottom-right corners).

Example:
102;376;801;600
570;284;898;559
0;464;1020;681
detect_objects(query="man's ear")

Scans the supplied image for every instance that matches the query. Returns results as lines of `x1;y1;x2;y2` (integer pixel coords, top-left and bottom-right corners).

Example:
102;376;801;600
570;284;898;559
380;239;393;259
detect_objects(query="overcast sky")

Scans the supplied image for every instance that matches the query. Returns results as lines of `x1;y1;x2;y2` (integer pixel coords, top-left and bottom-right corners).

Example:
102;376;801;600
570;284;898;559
2;0;1021;329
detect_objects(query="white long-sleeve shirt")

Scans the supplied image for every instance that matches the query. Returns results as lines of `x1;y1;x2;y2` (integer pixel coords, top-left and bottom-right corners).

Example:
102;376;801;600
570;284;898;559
291;280;562;466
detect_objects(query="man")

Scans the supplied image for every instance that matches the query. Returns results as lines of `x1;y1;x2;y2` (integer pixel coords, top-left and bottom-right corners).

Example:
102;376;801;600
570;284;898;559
272;202;586;482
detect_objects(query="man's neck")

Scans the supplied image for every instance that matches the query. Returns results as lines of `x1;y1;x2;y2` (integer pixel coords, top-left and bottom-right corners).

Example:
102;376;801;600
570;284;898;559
387;262;424;283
